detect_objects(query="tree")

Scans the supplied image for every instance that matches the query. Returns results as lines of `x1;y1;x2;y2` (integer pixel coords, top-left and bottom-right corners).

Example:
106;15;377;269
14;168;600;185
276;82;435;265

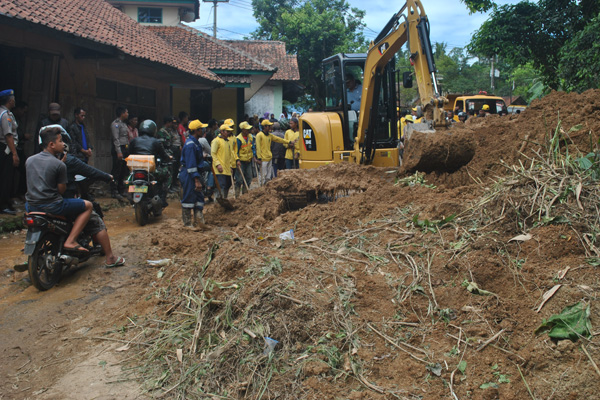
467;0;600;90
558;13;600;92
510;62;544;102
251;0;366;109
460;0;495;14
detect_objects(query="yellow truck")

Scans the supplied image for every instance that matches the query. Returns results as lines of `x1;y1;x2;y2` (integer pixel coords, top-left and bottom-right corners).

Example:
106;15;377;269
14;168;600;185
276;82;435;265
445;92;507;115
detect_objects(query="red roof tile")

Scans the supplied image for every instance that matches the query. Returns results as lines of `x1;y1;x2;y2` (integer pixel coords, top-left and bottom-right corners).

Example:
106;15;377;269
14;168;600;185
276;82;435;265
149;25;275;73
225;40;300;81
0;0;222;84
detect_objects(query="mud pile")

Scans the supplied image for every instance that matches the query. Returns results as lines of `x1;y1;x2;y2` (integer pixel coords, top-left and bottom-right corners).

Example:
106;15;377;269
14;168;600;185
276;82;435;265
402;128;476;173
122;90;600;400
421;89;600;188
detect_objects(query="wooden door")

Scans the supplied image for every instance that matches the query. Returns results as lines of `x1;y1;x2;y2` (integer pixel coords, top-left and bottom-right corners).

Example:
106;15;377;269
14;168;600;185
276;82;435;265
21;50;59;156
93;100;117;173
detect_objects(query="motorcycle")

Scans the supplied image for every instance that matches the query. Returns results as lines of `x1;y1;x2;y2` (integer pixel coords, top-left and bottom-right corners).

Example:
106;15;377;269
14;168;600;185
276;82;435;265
127;157;171;226
22;209;103;291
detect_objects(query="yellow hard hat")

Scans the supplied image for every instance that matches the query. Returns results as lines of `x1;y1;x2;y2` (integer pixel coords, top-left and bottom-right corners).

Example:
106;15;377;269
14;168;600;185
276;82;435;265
239;121;253;130
482;104;490;111
188;120;208;130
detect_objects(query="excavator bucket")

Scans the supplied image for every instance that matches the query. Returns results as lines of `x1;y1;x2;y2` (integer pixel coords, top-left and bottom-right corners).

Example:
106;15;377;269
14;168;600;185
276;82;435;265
402;122;475;173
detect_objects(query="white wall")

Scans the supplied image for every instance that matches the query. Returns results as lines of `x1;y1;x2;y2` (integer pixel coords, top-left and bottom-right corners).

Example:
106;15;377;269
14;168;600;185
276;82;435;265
122;5;181;26
244;82;283;118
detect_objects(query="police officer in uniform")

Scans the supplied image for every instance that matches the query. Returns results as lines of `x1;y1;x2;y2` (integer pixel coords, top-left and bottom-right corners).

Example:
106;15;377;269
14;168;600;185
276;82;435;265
0;89;19;214
110;106;130;200
179;120;210;227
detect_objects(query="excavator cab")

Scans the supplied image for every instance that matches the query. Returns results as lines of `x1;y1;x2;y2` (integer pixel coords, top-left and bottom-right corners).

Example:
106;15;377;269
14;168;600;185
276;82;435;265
300;53;400;168
323;53;367;151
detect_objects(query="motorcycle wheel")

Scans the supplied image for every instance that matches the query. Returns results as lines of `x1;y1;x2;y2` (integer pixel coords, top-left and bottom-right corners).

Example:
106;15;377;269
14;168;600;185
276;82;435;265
28;232;62;291
134;202;148;226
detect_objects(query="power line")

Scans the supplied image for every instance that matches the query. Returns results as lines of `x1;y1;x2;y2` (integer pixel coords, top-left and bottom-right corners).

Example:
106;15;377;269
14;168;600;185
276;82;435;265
227;1;254;12
231;0;253;6
218;27;250;36
202;5;215;25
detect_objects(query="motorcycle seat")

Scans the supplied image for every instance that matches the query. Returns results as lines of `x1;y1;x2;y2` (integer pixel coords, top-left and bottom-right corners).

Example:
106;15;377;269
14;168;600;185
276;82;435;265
26;211;68;221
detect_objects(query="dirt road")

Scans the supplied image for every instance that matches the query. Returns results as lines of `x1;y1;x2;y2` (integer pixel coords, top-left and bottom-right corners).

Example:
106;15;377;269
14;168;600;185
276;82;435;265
0;203;182;399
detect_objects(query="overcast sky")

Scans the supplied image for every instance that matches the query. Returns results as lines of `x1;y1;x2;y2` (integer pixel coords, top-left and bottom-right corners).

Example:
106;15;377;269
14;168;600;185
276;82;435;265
189;0;519;50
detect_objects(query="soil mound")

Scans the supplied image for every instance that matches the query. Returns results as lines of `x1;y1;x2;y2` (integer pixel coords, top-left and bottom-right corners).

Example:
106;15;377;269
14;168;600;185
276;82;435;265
205;163;390;233
118;90;600;400
424;89;600;188
402;128;476;173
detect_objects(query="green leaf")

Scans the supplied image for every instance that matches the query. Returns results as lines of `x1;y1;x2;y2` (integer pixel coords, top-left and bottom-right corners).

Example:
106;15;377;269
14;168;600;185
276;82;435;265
576;156;593;170
535;302;592;341
480;382;499;389
462;280;496;296
586;258;600;267
458;360;467;374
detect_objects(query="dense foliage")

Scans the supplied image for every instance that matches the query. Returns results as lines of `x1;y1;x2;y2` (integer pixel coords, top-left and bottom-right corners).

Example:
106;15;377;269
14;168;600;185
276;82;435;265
468;0;600;92
251;0;367;109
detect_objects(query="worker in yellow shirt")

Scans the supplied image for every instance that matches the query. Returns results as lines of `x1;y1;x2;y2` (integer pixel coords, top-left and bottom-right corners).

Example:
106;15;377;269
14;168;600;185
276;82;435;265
227;120;238;195
233;121;257;197
411;107;422;123
211;124;235;199
256;119;291;185
400;114;413;138
284;117;301;169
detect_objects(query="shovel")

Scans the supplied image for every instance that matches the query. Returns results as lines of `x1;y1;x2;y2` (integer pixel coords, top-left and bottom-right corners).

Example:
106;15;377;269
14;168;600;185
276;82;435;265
240;166;250;192
211;166;234;210
254;160;262;187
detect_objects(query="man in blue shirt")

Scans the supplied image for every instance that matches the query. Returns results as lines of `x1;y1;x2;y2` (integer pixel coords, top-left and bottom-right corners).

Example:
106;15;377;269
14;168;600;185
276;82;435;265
179;120;210;227
68;108;93;199
346;73;362;112
68;108;92;163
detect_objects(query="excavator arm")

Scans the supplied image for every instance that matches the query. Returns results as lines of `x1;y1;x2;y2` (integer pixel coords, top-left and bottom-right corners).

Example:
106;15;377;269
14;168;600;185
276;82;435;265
355;0;447;163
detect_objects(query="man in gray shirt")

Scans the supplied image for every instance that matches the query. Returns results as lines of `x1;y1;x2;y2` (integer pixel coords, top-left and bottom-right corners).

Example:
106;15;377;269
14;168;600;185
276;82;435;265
26;127;93;253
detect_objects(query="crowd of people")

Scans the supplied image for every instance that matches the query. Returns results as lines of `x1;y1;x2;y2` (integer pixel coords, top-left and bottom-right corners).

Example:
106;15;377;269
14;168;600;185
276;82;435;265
166;111;301;227
0;86;304;265
0;90;300;233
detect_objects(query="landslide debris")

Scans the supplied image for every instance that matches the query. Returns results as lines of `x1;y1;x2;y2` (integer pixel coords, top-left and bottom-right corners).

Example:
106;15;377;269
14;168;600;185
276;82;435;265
117;90;600;399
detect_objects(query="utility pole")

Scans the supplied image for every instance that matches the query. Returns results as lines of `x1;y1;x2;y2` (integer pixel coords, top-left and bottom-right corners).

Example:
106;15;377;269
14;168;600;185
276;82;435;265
490;57;494;91
202;0;229;38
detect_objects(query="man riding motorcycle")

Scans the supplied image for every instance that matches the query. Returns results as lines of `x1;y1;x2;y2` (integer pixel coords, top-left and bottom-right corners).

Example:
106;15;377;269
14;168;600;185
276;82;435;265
128;120;172;206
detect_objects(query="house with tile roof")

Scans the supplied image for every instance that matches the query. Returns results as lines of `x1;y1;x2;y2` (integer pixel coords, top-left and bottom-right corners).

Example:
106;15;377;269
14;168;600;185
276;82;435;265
226;39;300;118
150;24;277;124
0;0;222;171
110;0;300;124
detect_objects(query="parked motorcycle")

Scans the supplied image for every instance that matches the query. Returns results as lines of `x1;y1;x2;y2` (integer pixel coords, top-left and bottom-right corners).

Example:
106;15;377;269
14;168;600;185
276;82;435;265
127;156;171;226
22;210;103;291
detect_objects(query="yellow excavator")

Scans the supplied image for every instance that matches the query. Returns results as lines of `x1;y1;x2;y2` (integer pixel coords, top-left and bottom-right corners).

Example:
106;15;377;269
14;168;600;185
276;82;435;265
299;0;469;171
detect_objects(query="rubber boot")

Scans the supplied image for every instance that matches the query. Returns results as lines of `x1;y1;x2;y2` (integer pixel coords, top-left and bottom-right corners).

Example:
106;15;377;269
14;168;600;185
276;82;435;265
182;208;193;227
234;185;241;199
194;209;205;226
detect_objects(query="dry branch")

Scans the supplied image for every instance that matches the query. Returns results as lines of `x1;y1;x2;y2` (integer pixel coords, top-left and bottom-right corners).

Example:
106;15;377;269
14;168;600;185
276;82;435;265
476;329;506;352
366;323;429;364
